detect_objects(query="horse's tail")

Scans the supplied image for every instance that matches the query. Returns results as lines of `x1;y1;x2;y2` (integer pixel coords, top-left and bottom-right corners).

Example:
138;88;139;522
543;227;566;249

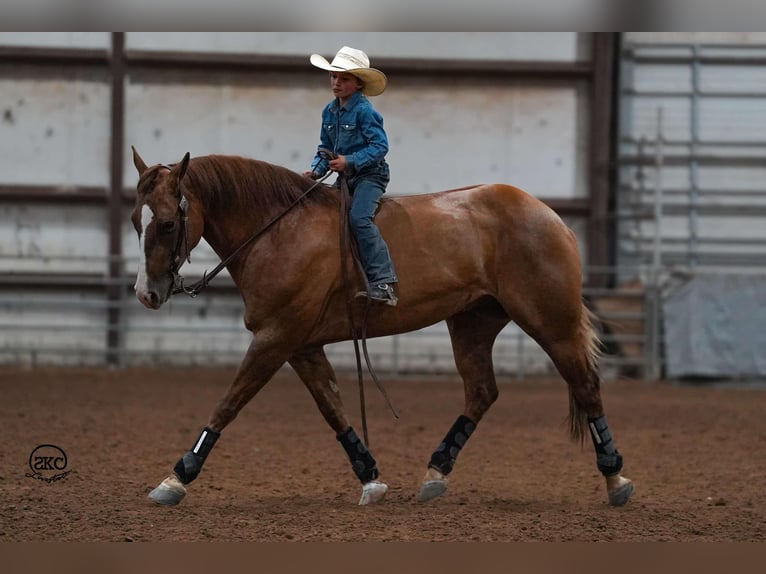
567;301;603;444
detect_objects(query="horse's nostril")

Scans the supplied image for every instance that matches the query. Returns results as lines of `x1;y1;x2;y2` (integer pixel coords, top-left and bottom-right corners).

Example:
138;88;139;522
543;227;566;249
148;291;159;306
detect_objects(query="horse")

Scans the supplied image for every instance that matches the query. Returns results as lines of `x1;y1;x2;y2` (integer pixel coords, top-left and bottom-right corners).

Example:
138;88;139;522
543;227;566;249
130;147;634;508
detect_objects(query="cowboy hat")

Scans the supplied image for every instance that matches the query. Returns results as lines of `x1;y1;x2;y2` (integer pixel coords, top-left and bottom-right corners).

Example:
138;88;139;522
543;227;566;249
310;46;387;97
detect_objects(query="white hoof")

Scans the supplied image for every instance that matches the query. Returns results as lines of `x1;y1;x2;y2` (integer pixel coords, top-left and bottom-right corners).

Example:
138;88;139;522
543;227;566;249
418;467;448;502
606;474;634;507
148;475;187;506
359;480;388;505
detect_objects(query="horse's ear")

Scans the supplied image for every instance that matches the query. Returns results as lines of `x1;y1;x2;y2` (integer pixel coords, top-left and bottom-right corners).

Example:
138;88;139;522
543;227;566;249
174;152;190;181
132;146;148;176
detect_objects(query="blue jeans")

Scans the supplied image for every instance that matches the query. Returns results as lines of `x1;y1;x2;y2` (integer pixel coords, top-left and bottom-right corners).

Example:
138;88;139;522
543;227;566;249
345;172;398;286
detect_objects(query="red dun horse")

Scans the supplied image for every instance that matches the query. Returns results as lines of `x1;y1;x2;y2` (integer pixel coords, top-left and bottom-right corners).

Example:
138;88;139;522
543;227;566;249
131;148;633;508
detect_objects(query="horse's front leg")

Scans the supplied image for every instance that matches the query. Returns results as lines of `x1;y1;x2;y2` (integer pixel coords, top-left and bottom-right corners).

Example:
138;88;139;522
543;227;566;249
289;346;387;506
148;338;287;506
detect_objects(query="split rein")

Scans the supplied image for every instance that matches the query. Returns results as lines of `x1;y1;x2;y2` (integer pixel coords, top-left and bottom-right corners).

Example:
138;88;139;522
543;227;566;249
166;162;398;445
169;172;332;298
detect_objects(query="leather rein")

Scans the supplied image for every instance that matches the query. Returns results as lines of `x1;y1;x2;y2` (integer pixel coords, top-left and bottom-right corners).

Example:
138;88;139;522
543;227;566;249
167;169;332;298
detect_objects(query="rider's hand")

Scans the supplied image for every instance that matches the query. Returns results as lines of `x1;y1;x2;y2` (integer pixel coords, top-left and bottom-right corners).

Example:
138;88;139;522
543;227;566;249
329;155;347;172
303;170;318;179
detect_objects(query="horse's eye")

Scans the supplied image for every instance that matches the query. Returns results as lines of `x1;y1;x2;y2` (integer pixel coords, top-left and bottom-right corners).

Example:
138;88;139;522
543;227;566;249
159;220;176;234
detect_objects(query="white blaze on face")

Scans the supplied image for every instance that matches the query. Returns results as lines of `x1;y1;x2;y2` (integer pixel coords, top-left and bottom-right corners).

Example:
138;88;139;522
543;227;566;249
134;204;155;297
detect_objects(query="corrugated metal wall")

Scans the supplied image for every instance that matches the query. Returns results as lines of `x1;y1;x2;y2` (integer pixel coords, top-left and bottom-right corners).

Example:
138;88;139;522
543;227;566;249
0;32;612;373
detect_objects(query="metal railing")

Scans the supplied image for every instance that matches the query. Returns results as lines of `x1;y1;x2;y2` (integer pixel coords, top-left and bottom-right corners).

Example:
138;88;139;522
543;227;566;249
0;253;661;380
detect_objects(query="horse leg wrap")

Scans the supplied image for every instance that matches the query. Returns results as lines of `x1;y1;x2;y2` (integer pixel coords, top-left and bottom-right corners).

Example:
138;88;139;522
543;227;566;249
428;415;476;476
337;427;379;483
173;426;220;485
588;415;623;476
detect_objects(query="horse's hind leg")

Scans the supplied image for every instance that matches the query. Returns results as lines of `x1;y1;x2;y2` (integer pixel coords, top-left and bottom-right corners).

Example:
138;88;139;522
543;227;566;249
418;299;509;502
544;319;634;507
510;291;633;507
289;346;387;506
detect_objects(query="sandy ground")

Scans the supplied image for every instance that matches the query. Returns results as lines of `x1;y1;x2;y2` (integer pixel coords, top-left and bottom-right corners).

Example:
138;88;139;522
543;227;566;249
1;366;764;542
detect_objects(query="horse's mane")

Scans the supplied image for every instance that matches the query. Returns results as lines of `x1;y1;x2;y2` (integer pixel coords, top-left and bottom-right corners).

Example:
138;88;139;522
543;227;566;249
183;155;337;216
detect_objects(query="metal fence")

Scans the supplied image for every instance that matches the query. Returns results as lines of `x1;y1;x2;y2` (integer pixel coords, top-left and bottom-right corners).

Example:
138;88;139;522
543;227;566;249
0;253;660;381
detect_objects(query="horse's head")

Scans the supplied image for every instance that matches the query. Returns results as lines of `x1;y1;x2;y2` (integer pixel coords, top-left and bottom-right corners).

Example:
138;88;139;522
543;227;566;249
131;146;196;309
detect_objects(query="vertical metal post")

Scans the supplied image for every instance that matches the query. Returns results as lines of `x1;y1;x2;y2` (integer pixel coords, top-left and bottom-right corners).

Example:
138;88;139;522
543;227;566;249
586;33;618;289
107;33;126;367
644;107;664;381
688;44;701;269
652;108;663;274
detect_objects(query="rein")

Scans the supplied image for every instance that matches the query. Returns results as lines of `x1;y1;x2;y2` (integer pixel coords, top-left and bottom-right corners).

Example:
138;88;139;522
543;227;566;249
337;171;400;447
170;172;332;297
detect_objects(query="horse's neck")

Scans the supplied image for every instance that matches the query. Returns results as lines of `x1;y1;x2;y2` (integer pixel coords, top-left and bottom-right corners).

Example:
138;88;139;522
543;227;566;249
200;212;251;264
197;197;283;277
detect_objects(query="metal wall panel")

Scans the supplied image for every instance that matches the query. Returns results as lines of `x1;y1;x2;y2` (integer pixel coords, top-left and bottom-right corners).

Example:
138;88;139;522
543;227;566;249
124;70;325;182
0;72;110;186
0;203;107;274
124;70;588;199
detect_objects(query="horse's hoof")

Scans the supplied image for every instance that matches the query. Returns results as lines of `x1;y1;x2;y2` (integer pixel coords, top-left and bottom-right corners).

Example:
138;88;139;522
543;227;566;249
359;480;388;505
606;474;634;507
148;475;187;506
418;467;448;502
418;479;448;502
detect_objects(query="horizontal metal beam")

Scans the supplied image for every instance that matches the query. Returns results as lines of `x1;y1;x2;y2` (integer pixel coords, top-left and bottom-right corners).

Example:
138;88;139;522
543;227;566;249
624;188;766;199
621;137;766;148
0;46;109;66
126;49;593;79
623;89;766;98
543;198;591;217
626;54;766;66
0;185;134;204
618;154;766;167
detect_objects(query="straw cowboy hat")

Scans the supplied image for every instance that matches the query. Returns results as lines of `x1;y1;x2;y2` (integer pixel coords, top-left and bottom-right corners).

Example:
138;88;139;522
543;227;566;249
310;46;387;96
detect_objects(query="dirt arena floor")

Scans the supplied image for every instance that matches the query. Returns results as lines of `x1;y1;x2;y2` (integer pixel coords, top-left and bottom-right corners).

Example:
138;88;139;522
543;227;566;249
1;366;765;542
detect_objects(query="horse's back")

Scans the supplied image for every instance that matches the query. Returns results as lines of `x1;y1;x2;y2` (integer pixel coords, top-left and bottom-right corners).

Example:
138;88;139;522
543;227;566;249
380;182;572;248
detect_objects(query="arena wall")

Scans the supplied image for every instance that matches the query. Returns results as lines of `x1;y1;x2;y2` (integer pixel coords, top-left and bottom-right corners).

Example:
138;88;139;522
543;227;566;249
6;32;760;380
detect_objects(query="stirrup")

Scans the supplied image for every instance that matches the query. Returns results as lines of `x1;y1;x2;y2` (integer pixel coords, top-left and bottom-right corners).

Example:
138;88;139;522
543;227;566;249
355;283;398;307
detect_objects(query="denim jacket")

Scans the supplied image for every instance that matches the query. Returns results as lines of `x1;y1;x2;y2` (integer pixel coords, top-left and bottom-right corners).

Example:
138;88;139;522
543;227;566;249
309;91;389;179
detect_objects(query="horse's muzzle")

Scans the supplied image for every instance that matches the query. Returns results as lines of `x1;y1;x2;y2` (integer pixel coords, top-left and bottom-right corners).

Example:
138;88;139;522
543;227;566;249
135;276;172;309
136;288;163;310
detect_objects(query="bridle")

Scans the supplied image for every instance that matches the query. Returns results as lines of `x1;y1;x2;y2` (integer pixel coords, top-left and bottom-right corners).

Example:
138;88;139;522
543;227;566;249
170;194;193;295
150;164;193;297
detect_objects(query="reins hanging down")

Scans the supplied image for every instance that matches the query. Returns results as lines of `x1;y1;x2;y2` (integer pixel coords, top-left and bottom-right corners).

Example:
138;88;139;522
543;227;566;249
335;167;400;448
